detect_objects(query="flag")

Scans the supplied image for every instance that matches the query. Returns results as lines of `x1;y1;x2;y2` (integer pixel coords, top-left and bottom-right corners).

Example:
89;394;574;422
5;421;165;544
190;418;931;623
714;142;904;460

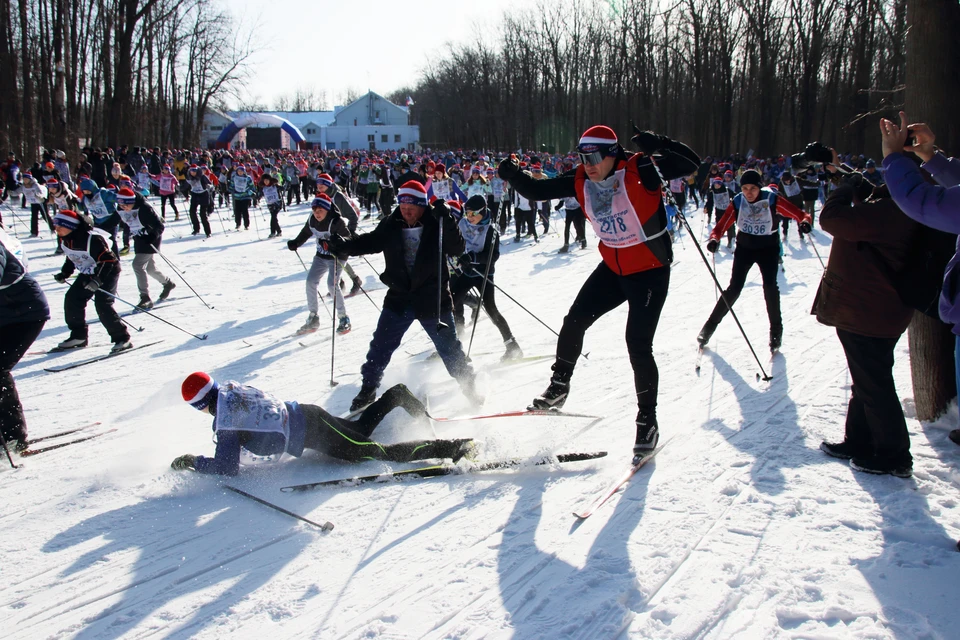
406;96;415;107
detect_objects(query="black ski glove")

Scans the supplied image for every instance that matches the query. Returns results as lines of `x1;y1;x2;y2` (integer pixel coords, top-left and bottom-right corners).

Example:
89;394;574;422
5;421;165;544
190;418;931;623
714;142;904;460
706;239;719;253
54;273;67;283
171;454;197;471
458;254;472;270
498;158;520;180
84;277;101;292
631;127;668;154
325;234;349;259
433;200;451;219
287;239;298;251
799;221;812;234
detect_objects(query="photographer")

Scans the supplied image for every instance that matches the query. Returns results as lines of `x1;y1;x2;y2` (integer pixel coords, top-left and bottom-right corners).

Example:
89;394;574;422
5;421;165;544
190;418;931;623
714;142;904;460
814;146;920;476
880;111;960;447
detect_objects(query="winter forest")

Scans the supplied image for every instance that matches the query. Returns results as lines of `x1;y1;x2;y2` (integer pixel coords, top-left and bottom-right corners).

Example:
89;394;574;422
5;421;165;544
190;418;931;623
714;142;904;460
0;0;924;158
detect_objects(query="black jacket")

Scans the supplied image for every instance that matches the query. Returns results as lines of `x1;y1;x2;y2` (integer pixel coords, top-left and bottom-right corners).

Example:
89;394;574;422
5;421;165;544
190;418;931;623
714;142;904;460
127;200;165;254
290;206;350;259
342;204;464;318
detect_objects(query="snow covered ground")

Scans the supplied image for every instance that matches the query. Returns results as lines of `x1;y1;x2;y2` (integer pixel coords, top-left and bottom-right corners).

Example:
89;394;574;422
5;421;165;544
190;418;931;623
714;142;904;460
3;195;959;639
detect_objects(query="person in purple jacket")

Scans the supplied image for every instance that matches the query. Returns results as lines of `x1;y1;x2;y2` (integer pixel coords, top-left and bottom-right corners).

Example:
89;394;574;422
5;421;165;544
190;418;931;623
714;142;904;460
880;111;960;447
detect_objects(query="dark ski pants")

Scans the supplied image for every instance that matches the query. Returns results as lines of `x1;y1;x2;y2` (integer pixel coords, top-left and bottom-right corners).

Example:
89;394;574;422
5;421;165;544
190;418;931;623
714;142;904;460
672;190;686;210
189;193;211;235
556;263;670;411
301;385;462;462
563;207;586;245
286;184;301;206
268;202;282;235
515;209;537;239
94;219;121;256
30;203;53;236
703;243;781;335
160;194;179;219
499;200;512;234
233;198;251;229
687;183;700;207
538;201;551;233
360;305;473;390
65;271;129;343
837;329;911;465
379;191;395;218
0;319;46;443
451;273;514;343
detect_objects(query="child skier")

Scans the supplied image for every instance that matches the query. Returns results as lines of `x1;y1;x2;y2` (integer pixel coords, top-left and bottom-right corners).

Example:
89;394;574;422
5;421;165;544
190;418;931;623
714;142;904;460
115;188;175;310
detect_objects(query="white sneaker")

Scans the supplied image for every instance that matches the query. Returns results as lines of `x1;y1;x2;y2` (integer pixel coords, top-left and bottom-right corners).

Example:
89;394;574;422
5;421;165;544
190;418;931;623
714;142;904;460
55;337;88;351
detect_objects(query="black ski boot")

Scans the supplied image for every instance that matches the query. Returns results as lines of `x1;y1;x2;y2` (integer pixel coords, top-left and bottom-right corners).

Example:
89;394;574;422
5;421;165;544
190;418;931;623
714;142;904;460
697;320;718;347
350;384;377;412
529;366;572;410
501;337;523;361
557;244;570;254
632;409;660;465
770;326;783;352
158;280;176;301
136;296;154;311
349;276;362;297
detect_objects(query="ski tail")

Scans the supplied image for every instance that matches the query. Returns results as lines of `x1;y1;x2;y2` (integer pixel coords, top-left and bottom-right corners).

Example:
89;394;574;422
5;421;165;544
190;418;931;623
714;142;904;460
20;428;118;457
25;422;103;446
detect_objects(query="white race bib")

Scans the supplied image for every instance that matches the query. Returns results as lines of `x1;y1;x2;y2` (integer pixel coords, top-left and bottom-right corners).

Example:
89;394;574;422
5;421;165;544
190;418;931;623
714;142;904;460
263;185;280;204
581;169;659;248
737;197;774;236
215;382;290;450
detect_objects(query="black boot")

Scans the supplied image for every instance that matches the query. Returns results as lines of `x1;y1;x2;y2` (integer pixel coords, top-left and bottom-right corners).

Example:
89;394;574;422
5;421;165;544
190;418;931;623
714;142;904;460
350;384;377;412
632;408;660;465
697;320;718;347
529;366;572;410
770;326;783;352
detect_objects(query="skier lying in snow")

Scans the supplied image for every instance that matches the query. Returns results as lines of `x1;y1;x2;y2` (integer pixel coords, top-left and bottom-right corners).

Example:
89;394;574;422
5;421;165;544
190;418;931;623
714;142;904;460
171;373;473;475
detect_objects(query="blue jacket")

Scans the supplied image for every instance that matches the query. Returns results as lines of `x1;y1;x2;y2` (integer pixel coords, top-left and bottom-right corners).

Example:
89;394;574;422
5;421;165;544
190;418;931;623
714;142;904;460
194;401;307;476
0;236;50;327
883;152;960;332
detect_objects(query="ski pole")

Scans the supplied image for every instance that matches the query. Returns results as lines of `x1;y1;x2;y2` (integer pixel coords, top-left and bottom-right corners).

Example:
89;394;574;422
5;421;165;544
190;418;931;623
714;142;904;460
808;231;826;269
119;315;144;332
467;235;496;357
151;248;214;310
677;211;771;381
0;430;19;469
436;213;449;331
150;244;186;274
293;248;332;319
223;485;333;531
252;204;262;240
330;258;342;387
465;267;589;361
96;288;209;341
345;258;381;313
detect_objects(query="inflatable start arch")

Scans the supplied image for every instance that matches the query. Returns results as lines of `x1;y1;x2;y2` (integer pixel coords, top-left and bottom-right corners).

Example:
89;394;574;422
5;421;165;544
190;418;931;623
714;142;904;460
217;113;306;148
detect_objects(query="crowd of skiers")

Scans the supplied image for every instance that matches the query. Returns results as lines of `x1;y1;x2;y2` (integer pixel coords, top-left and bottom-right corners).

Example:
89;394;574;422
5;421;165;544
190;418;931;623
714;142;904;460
2;115;959;489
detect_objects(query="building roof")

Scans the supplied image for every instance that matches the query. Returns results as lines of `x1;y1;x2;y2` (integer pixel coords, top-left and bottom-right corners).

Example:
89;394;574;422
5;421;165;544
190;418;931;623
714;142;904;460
226;110;336;128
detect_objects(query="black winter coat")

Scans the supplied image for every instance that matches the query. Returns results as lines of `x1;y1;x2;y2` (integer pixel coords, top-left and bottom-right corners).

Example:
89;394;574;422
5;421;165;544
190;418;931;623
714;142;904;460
342;205;465;318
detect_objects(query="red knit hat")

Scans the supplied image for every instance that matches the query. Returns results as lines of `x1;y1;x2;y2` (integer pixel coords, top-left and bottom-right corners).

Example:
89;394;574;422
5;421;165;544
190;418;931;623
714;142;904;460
117;187;137;205
447;199;463;214
578;125;618;146
397;180;428;206
311;193;333;210
53;209;82;230
182;372;218;410
316;173;335;189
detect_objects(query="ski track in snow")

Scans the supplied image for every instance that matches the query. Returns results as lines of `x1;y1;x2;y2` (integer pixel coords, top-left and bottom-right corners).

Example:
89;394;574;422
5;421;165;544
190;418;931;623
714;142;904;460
2;200;959;639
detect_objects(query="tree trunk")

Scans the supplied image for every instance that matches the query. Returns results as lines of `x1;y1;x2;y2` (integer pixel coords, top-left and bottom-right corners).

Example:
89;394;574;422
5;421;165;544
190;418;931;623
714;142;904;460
905;0;960;421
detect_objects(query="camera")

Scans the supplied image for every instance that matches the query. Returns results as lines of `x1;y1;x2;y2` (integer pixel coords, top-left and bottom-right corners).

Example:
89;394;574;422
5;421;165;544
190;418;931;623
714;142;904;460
790;141;834;171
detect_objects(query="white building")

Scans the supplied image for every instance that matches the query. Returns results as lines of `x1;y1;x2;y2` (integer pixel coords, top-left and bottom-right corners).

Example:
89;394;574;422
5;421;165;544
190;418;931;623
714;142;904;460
202;91;419;151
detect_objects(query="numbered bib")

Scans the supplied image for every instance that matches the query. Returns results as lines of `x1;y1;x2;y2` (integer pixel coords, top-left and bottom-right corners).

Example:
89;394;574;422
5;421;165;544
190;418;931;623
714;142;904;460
581;169;652;248
263;185;280;204
783;180;801;197
117;208;144;236
86;193;111;222
713;191;730;211
215;382;290;451
736;195;774;236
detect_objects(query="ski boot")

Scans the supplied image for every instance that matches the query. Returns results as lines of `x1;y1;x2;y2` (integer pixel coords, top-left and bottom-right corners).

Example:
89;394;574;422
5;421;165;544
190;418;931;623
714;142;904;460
350;384;377;412
769;326;783;352
297;312;321;335
110;340;133;354
528;366;571;410
580;238;587;250
349;276;363;297
55;337;88;351
557;244;570;254
632;409;660;465
136;296;154;311
336;316;352;335
501;337;523;362
119;246;131;256
461;375;484;406
451;439;478;463
697;320;718;348
158;280;176;301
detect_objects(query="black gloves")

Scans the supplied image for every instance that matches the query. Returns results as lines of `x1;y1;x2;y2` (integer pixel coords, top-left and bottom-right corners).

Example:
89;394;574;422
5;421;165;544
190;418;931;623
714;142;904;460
631;126;668;154
84;277;101;292
458;254;472;270
803;142;834;165
54;273;67;283
799;221;812;234
498;158;520;180
706;239;719;253
171;454;197;471
287;239;298;251
326;234;349;259
433;200;451;219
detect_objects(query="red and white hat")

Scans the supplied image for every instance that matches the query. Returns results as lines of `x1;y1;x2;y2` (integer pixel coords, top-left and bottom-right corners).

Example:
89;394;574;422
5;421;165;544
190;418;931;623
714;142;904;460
117;187;137;205
53;209;82;230
578;125;618;148
316;173;335;189
182;372;219;411
397;180;428;207
446;199;463;215
311;193;333;211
